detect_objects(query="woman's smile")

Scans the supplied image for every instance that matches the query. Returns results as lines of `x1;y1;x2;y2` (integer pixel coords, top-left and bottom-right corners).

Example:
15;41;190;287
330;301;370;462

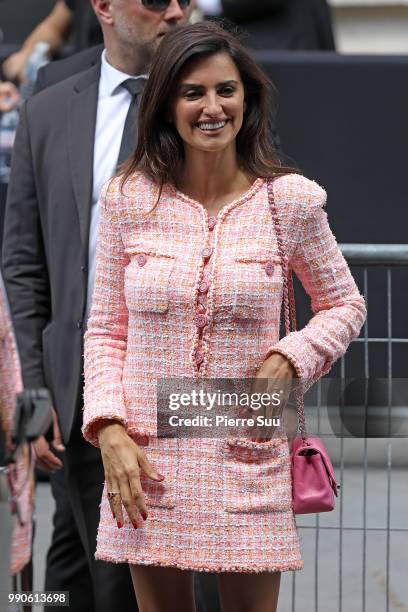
195;118;231;136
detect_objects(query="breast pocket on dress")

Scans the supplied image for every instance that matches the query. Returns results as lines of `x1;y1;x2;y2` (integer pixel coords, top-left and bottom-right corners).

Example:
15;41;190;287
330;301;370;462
139;437;179;509
221;437;292;513
124;247;176;313
232;249;283;321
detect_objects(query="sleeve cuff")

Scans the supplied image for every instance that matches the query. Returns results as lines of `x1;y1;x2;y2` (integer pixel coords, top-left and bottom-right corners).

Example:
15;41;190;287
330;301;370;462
81;414;128;448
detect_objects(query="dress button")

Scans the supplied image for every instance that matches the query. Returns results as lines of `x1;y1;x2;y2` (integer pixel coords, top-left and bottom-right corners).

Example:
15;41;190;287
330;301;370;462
208;216;217;230
201;247;213;259
195;350;205;365
198;294;207;306
77;320;83;330
137;253;147;267
265;261;275;277
199;280;209;293
194;314;208;328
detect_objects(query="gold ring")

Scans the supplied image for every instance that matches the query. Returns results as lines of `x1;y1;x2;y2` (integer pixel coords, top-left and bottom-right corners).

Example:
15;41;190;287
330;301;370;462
107;491;120;499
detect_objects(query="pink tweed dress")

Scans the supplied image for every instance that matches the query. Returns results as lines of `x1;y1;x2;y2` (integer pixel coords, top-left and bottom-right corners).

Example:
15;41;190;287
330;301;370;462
82;172;366;573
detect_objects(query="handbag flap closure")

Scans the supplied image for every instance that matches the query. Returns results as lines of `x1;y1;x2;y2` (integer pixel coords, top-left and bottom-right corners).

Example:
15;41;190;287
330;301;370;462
292;435;339;497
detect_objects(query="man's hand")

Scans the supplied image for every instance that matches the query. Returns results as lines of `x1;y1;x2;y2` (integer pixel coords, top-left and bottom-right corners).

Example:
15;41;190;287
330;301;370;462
32;406;65;472
0;82;21;113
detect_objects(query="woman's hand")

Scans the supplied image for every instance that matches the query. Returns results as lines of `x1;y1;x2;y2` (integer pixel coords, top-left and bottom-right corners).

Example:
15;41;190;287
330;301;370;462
97;421;165;529
248;353;297;442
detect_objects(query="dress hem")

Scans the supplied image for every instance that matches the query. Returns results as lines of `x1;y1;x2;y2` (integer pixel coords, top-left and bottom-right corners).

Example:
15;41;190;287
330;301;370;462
95;552;304;574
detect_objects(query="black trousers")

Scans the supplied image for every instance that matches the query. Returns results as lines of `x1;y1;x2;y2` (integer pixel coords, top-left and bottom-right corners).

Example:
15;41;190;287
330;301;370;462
44;409;220;612
44;408;137;612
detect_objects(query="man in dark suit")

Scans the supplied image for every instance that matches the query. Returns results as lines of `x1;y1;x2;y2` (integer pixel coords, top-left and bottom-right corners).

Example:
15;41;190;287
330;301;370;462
199;0;335;51
2;1;193;610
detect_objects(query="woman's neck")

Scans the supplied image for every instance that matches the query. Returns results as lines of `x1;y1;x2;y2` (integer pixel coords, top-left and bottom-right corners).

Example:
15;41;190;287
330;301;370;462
176;147;252;210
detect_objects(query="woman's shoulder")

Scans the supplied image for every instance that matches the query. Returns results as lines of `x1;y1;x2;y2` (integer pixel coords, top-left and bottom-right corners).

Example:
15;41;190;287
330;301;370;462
100;171;160;212
271;172;327;210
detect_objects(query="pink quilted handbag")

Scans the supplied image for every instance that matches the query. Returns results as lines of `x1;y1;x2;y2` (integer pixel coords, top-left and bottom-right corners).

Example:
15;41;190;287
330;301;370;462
267;179;340;514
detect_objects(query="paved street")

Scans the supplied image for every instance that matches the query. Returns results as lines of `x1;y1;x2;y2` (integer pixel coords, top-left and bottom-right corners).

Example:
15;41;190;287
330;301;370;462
32;466;407;612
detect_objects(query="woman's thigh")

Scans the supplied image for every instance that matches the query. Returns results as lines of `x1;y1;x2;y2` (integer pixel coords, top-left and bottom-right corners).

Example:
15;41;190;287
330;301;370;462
217;571;281;612
129;564;196;612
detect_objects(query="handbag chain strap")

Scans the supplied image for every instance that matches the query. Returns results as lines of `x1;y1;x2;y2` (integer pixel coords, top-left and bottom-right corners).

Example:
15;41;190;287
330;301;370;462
267;178;308;441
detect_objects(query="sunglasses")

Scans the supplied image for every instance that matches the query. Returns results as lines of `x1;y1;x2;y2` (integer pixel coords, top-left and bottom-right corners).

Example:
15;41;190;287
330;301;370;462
142;0;191;11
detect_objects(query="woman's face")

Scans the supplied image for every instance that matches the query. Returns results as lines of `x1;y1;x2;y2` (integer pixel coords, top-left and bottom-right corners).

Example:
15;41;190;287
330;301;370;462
170;51;247;154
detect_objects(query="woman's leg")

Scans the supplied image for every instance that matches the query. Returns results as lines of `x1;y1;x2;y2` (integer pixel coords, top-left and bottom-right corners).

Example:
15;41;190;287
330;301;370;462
217;570;281;612
129;564;196;612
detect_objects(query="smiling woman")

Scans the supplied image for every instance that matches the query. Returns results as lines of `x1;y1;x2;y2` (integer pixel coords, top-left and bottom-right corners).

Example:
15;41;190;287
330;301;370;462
82;20;366;612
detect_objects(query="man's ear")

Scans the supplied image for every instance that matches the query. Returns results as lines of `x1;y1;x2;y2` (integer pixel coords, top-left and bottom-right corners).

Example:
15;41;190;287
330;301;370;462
91;0;113;26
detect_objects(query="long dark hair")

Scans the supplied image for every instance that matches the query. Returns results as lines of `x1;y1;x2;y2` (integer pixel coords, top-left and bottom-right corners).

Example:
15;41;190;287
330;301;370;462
120;20;298;194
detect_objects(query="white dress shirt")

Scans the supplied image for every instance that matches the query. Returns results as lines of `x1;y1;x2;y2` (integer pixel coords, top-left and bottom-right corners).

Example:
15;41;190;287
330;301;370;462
86;50;147;323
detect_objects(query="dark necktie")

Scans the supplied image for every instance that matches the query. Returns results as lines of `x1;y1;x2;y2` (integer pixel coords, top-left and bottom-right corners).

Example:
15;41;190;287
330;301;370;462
116;77;147;169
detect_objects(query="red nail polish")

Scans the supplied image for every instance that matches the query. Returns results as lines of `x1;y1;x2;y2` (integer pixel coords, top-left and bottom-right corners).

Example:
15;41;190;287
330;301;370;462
132;521;138;529
141;512;148;521
117;520;123;529
157;473;165;480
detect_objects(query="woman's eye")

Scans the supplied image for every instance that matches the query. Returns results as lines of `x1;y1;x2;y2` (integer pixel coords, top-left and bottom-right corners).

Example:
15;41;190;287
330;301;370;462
219;87;235;95
184;90;201;99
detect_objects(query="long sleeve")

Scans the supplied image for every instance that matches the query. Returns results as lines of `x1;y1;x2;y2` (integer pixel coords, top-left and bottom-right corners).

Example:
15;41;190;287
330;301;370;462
82;180;129;447
0;277;23;443
2;101;51;390
267;183;366;390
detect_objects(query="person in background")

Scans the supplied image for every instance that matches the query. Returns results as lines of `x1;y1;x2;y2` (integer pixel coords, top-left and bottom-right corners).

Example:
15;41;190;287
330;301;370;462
196;0;336;50
2;1;197;611
0;82;21;113
0;275;35;583
2;0;102;84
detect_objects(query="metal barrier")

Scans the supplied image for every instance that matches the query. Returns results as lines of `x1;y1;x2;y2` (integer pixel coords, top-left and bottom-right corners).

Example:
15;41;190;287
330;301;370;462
287;244;408;612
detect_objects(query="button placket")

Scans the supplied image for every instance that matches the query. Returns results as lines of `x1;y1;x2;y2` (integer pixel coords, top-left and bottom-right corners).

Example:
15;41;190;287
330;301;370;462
193;214;217;371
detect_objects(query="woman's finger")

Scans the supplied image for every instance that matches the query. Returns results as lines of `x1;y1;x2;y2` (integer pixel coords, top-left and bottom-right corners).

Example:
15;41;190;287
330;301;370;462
105;477;117;519
108;477;124;528
137;449;165;483
118;478;141;529
128;469;148;522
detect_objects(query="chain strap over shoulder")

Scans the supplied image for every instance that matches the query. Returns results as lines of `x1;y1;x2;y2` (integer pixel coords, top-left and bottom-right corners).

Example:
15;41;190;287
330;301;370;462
266;178;308;441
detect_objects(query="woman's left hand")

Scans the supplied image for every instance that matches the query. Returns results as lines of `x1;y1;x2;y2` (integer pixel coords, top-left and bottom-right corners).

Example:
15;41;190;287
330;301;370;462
248;353;297;442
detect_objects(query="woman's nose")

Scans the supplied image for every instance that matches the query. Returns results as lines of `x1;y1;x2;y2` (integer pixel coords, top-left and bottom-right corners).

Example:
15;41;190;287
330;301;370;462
202;95;223;115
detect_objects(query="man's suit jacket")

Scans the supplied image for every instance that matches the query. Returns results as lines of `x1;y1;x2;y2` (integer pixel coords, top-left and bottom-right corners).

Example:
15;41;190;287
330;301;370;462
2;47;104;444
214;0;335;51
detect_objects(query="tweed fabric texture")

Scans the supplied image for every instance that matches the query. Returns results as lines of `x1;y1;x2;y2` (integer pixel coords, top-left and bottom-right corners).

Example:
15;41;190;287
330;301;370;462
0;282;34;576
82;172;366;572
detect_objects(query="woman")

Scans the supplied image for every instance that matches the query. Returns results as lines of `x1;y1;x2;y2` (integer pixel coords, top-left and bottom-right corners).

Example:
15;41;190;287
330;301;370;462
82;21;366;612
0;276;35;579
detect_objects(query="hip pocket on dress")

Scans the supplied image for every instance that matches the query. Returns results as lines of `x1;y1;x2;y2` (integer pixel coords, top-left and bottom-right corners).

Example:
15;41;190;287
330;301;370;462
139;437;179;509
221;437;292;513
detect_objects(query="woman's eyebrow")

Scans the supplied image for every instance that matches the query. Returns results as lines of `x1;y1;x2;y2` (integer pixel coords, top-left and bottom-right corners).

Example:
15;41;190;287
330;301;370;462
178;80;239;90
